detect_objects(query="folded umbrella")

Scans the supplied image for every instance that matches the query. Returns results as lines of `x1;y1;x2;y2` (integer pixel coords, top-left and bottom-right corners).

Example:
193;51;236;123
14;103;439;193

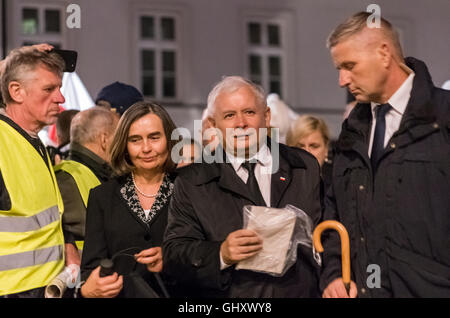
313;220;351;295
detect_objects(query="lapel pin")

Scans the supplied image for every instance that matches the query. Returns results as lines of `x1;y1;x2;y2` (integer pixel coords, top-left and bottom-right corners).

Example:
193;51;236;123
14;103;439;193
280;177;286;181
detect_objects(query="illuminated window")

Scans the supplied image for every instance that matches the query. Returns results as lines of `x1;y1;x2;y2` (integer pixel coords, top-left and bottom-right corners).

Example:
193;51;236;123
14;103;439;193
246;21;284;97
139;14;178;100
20;5;63;48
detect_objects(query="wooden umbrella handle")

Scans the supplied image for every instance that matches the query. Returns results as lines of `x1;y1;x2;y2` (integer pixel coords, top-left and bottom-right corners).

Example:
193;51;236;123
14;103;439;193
313;220;351;292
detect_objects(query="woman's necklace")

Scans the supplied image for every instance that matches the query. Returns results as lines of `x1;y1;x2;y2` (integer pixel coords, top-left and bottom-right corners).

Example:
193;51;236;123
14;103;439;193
132;172;159;198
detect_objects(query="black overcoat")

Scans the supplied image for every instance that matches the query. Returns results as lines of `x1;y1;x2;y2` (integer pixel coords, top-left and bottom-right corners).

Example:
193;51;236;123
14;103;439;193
163;142;323;297
80;174;175;297
321;57;450;297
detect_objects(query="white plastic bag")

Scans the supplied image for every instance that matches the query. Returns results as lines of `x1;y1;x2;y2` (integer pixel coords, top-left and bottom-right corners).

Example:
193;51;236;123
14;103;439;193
235;204;321;277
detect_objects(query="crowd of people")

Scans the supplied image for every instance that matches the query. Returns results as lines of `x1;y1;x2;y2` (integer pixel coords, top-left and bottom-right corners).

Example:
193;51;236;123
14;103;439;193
0;11;449;298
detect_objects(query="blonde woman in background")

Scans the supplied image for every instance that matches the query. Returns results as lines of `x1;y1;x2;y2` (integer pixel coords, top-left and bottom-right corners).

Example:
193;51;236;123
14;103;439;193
286;115;333;191
286;115;330;167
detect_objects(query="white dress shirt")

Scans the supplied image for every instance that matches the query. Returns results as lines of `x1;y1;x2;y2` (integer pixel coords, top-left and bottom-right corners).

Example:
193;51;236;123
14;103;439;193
220;143;273;270
226;143;272;207
368;70;415;157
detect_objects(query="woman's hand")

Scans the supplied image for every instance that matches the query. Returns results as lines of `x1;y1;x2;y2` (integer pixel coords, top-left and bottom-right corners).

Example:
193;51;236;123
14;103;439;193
135;247;163;273
80;266;123;298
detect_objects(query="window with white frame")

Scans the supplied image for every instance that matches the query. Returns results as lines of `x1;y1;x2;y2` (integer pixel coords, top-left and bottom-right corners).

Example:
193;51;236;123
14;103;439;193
19;4;64;48
138;14;179;100
246;20;284;98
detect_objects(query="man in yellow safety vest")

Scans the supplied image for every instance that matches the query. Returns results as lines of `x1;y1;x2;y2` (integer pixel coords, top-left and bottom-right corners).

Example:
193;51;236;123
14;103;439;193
54;107;118;271
0;45;66;297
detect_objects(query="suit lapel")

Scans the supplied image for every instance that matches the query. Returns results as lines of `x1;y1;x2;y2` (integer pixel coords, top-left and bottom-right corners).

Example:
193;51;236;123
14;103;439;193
270;152;292;208
203;142;307;207
217;162;260;205
214;142;306;208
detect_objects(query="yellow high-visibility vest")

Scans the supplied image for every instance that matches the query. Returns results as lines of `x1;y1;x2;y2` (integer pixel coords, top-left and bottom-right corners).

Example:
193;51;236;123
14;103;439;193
54;160;101;207
0;120;65;296
54;160;101;251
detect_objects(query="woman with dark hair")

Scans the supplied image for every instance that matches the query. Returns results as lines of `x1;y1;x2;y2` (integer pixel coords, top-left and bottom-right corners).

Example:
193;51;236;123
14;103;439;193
79;101;178;298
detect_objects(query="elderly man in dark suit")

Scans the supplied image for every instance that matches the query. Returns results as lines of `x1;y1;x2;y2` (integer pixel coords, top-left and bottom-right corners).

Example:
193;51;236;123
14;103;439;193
163;76;322;297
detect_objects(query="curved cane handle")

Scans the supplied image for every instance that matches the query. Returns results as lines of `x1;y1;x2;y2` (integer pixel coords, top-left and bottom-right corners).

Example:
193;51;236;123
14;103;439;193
313;220;351;289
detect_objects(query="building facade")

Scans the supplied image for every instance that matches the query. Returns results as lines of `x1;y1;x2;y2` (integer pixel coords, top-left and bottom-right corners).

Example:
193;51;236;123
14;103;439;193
2;0;450;138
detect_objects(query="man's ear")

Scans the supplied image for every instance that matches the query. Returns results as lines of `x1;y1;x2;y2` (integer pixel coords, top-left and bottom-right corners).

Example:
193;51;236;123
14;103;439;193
264;105;271;128
98;132;112;162
8;81;25;103
377;42;392;68
100;132;108;151
207;116;216;128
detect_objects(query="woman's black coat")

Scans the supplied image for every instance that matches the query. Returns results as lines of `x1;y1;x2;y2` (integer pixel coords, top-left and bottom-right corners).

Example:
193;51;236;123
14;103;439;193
80;174;175;297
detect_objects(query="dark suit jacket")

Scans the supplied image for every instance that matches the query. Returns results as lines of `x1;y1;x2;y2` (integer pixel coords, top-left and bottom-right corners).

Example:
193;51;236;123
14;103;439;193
163;142;322;297
80;174;175;297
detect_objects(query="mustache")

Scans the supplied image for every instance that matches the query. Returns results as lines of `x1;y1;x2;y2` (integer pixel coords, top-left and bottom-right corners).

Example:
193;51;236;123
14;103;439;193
228;128;257;137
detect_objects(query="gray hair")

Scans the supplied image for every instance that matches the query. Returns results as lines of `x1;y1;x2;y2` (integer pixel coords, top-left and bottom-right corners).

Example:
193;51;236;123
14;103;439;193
0;48;65;105
206;76;266;117
70;107;118;145
327;11;404;61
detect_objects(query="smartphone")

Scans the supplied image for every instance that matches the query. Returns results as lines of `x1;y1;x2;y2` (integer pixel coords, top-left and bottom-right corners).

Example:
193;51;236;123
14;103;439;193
52;49;77;72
